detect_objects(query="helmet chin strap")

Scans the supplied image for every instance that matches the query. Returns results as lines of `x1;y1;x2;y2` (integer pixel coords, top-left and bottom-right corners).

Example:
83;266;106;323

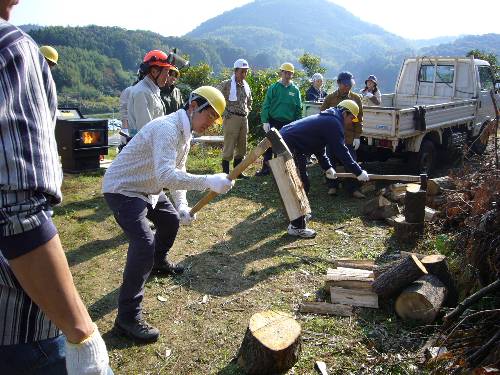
187;93;209;130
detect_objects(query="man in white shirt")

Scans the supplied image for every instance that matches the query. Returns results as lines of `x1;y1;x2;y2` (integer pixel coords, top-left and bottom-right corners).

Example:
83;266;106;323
127;50;171;137
103;86;233;343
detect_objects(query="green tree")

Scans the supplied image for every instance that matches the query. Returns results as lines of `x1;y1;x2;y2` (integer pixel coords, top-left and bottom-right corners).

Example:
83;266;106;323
298;52;326;77
467;49;499;79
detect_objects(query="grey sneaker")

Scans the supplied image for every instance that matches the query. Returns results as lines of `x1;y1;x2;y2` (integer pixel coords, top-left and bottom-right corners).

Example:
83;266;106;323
287;224;317;238
114;318;159;343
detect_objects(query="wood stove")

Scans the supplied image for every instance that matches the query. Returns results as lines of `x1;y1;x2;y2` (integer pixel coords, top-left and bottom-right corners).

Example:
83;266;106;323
55;108;109;173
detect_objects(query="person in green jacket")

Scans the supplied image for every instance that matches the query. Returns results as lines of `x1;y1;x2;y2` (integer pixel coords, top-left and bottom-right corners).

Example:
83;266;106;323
160;66;184;115
256;62;302;176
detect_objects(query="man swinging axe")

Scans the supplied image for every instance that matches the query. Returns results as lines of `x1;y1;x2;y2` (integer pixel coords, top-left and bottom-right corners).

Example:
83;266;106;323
278;99;370;238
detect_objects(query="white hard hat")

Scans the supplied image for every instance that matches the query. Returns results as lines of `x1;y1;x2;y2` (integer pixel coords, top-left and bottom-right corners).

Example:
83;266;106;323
233;58;249;69
311;73;323;82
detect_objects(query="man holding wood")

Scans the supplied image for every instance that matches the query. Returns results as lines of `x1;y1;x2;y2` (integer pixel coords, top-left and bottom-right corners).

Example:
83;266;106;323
102;86;234;343
280;100;370;237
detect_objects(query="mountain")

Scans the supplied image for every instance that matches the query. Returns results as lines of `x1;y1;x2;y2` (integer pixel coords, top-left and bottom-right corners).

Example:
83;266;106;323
187;0;413;77
408;36;459;49
419;34;500;58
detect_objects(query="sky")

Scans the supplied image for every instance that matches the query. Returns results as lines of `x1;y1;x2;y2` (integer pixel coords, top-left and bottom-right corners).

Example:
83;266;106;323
10;0;500;40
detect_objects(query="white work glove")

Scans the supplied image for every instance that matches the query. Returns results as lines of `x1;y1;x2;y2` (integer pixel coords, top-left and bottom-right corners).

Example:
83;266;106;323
178;204;196;225
325;167;337;179
206;173;235;194
353;138;361;150
65;323;110;375
365;92;374;98
357;170;370;182
263;122;271;132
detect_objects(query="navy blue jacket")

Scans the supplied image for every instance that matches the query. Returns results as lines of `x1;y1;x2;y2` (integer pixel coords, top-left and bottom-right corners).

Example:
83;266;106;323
305;86;327;102
280;108;362;176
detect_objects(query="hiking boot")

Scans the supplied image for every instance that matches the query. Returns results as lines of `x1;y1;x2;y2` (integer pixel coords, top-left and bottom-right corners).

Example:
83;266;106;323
287;224;317;238
114;318;159;343
152;259;184;275
352;190;366;199
327;188;337;196
255;167;270;176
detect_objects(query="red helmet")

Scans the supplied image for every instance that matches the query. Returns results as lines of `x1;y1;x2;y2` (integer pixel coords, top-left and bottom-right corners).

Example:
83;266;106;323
143;50;172;68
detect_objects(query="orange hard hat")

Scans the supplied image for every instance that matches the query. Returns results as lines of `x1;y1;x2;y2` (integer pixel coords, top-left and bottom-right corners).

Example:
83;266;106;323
143;50;172;68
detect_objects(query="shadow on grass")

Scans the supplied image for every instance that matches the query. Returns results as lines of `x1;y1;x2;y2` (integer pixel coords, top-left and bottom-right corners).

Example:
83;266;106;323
88;287;119;322
66;233;128;267
53;195;113;223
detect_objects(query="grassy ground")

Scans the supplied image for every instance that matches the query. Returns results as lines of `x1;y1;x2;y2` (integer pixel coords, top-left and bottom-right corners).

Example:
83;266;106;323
55;145;436;374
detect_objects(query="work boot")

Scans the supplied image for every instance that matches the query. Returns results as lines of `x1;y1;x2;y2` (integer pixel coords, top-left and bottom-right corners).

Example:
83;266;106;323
287;224;317;238
255;163;270;176
152;259;184;275
328;188;337;196
114;317;159;343
233;158;249;179
352;190;366;199
221;160;230;174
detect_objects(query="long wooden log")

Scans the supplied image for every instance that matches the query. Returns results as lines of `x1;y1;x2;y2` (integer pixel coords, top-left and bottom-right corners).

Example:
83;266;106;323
330;258;375;271
336;173;422;182
421;254;458;307
395;274;447;323
330;287;379;308
237;311;301;375
371;254;428;298
325;267;373;290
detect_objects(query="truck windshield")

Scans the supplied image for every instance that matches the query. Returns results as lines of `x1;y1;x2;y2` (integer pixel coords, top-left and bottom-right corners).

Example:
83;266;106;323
478;66;494;91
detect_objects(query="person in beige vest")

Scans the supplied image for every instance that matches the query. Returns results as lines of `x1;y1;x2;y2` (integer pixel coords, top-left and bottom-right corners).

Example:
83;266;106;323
218;58;252;178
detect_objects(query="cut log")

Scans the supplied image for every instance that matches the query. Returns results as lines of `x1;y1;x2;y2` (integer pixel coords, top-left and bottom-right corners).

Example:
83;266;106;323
390;183;409;194
330;287;379;308
424;207;439;222
360;182;376;194
299;302;353;317
325;267;373;290
373;261;399;279
237;311;301;375
268;155;310;222
394;216;424;243
395;274;447;323
371;254;428;298
426;194;446;208
362;195;398;220
400;251;428;260
427;176;456;196
330;258;375;271
404;184;427;223
421;254;458;307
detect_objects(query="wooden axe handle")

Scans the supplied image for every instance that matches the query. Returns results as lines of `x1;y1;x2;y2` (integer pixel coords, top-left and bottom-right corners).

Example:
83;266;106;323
190;137;272;216
335;172;422;182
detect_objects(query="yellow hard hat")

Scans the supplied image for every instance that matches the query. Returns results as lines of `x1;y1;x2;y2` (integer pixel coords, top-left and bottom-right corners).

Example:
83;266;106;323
337;99;359;121
192;86;226;125
169;66;180;78
279;62;294;73
39;45;58;65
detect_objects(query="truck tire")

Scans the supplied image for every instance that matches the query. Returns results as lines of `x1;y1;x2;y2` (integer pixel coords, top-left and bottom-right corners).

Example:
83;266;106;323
469;123;488;155
409;139;436;175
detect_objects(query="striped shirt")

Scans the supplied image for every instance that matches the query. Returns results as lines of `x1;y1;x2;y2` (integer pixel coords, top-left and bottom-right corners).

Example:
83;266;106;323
0;20;62;344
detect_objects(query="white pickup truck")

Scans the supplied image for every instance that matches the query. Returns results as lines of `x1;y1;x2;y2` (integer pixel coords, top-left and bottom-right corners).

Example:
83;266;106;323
304;56;499;173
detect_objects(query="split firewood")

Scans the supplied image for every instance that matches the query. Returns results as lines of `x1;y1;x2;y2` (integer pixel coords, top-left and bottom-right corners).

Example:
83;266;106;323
371;254;428;298
325;267;373;290
424;206;439;222
421;254;458;307
427;176;456;196
330;287;379;308
394;216;424;243
299;302;353;317
395;274;447;323
237;310;301;375
404;184;427;223
330;258;375;271
400;251;428;260
362;195;398;220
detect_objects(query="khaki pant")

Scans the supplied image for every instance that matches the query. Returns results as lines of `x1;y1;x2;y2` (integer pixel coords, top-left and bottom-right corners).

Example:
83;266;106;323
222;114;248;161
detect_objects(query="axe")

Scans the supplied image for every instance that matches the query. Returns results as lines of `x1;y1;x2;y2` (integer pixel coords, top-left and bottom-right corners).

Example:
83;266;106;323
335;173;428;188
189;128;292;216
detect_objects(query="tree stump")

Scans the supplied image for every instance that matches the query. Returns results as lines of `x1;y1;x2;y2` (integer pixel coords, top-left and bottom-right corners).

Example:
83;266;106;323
427;176;456;196
421;254;458;307
371;254;428;298
237;311;301;375
395;274;447;323
404;184;427;223
394;216;424;243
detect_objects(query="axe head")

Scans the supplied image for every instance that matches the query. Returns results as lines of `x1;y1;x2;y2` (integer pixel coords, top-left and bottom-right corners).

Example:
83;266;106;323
266;127;292;160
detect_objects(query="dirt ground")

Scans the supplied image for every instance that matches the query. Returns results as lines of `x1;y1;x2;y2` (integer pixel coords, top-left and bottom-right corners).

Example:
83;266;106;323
56;147;462;374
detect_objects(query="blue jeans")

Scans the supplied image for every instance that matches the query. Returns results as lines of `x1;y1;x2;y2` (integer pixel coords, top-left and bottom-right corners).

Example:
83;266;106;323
0;335;114;374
